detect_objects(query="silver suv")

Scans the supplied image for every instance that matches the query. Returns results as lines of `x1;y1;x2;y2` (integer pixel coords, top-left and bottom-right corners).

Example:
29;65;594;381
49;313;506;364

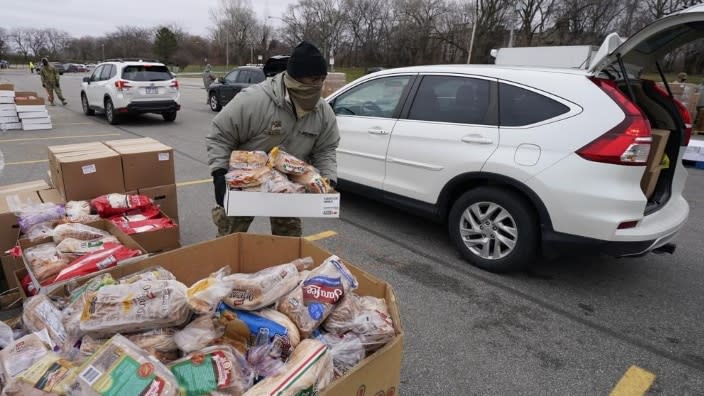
80;60;181;124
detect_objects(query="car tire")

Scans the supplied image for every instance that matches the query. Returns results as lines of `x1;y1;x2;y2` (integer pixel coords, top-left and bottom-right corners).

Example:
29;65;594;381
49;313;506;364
162;111;177;122
209;92;221;112
448;187;538;273
104;98;119;125
81;93;94;115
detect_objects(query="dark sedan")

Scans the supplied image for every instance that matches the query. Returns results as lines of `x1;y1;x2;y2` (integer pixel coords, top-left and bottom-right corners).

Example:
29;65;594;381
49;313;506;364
207;66;265;111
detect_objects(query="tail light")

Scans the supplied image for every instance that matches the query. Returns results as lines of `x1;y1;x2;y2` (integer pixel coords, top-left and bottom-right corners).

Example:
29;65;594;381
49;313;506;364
170;80;179;89
115;80;132;91
645;80;692;146
577;77;652;166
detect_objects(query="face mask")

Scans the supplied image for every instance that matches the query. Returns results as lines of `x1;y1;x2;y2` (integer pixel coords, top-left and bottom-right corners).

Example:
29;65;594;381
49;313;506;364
284;73;323;118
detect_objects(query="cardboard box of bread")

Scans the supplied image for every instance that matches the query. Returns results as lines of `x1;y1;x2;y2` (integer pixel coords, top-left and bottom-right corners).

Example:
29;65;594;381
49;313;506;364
0;233;403;396
225;147;340;218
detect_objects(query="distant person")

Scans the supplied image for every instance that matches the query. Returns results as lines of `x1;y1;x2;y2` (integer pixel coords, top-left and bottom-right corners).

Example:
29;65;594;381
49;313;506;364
39;58;67;106
203;64;216;89
29;60;35;74
677;72;688;83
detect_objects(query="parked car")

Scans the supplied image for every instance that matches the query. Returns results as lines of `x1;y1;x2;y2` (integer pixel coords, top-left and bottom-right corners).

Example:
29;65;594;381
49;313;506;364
35;62;65;75
64;63;89;73
207;65;265;111
325;4;704;272
0;60;8;69
80;60;181;124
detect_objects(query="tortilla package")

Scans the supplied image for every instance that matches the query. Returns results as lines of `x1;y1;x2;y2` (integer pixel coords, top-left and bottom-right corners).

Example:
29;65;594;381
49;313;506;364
222;257;313;311
79;279;191;336
243;339;334;396
169;345;254;395
71;334;179;396
277;256;358;338
91;193;154;217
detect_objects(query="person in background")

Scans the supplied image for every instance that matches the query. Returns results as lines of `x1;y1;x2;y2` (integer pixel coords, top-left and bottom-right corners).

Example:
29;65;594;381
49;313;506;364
677;72;688;83
39;58;67;106
29;60;35;74
206;41;339;238
203;64;216;90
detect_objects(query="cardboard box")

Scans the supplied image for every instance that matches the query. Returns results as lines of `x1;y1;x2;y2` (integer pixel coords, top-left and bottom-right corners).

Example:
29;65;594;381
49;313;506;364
0;83;14;92
105;138;175;190
14;268;28;300
18;110;49;119
225;190;340;218
48;142;125;201
0;189;42;253
38;189;65;205
20;220;146;295
128;220;180;254
684;139;704;162
640;129;669;199
0;180;50;195
14;93;44;105
1;254;23;290
50;233;403;396
139;184;179;221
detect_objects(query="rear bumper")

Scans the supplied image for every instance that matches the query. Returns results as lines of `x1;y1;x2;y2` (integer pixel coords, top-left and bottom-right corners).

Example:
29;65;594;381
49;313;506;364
122;100;180;114
541;228;681;258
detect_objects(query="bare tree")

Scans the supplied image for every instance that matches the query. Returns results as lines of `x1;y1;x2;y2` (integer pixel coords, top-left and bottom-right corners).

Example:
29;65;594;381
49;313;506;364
210;0;259;66
27;29;48;58
515;0;555;46
0;28;8;60
44;29;71;59
281;0;348;61
105;26;155;59
10;28;32;60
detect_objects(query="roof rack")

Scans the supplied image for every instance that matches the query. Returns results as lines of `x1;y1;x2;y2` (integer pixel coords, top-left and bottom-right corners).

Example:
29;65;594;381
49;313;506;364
104;58;162;63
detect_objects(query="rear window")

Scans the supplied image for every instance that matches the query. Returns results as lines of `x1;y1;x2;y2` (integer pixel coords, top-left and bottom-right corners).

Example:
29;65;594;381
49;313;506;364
122;65;172;81
499;83;570;126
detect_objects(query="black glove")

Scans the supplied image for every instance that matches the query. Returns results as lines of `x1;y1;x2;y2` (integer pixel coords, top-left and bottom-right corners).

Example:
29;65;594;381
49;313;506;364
328;179;337;189
213;168;227;207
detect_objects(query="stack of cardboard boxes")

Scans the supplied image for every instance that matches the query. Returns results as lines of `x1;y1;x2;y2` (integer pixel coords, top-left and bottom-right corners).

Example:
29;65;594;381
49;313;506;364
0;84;21;131
16;92;51;131
47;138;180;253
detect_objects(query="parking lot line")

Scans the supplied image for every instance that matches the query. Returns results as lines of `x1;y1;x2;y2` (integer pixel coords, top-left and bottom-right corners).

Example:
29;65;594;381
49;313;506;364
610;366;655;396
176;178;211;187
5;159;48;166
0;133;120;143
304;230;338;241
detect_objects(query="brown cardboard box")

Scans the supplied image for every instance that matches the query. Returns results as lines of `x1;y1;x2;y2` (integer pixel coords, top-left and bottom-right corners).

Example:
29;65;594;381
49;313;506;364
50;233;403;395
14;268;28;299
641;168;662;199
14;94;45;105
0;84;14;92
48;142;125;201
0;180;50;195
1;255;23;289
640;129;669;199
139;184;179;221
20;220;146;295
38;189;65;205
105;138;175;190
14;91;38;97
126;211;180;254
0;190;42;253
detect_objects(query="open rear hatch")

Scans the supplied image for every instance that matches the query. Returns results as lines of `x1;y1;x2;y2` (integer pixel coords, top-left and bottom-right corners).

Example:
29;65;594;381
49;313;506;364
588;4;704;214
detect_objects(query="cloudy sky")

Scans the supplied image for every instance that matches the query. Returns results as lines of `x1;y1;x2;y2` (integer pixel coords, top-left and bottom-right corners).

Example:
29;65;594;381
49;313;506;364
2;0;296;37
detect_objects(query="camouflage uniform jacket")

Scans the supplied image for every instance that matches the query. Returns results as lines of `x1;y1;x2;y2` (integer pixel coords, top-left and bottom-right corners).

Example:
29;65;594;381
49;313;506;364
40;65;60;87
205;72;340;182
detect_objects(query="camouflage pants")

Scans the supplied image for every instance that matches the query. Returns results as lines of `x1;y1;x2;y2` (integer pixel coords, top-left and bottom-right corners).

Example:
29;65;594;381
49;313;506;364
211;206;302;237
45;85;66;104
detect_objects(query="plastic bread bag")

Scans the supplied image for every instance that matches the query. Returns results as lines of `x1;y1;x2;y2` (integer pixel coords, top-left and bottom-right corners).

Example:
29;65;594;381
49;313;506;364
174;315;224;354
226;167;273;188
317;332;366;378
2;352;77;396
52;243;142;283
6;196;65;233
52;223;111;244
22;295;69;349
290;165;332;194
266;146;307;175
0;332;51;385
276;256;359;338
56;236;120;256
246;340;285;380
229;150;269;170
0;320;13;349
186;266;237;314
24;242;69;283
70;334;179;396
127;328;180;364
24;221;57;242
243;339;333;396
222;257;313;311
168;345;254;396
119;266;176;284
79;279;191;337
90;193;154;217
215;304;299;358
65;200;100;224
323;293;395;352
261;170;306;193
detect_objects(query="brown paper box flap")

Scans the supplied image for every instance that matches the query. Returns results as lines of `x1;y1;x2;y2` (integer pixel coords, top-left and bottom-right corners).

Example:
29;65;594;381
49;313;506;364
0;180;50;195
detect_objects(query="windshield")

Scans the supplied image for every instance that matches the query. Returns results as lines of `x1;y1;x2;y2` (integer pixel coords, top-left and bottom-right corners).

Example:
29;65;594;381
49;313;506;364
122;65;172;81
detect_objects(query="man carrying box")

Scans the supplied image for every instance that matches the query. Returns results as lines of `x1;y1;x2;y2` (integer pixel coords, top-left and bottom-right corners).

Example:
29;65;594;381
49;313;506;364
206;41;340;237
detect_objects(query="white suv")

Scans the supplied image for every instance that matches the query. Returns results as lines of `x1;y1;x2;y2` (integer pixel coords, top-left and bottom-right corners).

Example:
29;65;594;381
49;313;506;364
327;5;703;272
80;60;181;124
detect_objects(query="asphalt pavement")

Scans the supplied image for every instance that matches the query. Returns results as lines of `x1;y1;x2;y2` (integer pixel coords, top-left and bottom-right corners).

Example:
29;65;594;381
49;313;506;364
1;68;704;395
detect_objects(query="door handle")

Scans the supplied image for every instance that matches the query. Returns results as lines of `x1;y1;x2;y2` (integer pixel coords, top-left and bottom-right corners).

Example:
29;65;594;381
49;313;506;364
368;128;389;135
462;135;493;144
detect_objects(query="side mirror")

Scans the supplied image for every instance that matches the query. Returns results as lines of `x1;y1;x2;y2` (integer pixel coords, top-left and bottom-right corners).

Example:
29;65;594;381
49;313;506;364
82;77;90;83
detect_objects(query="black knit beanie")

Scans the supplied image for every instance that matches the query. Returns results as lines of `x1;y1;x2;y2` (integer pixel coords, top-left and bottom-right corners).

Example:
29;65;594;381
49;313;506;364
287;41;327;78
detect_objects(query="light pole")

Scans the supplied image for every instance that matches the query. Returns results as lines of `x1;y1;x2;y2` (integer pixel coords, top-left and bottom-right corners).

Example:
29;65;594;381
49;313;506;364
467;1;478;64
101;43;105;61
